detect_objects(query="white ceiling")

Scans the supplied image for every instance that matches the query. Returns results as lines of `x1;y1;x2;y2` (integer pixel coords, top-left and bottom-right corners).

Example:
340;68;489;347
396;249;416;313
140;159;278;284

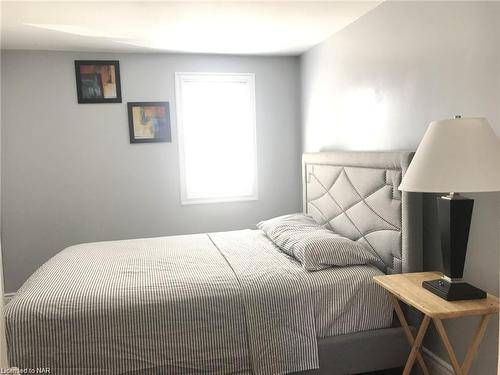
1;1;382;55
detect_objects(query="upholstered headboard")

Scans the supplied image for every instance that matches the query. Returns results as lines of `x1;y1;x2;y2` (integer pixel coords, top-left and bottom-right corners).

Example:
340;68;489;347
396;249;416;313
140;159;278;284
303;152;422;274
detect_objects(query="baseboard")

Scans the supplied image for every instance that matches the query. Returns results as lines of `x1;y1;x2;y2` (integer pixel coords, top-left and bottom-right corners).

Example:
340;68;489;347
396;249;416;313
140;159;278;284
422;347;454;375
3;292;15;304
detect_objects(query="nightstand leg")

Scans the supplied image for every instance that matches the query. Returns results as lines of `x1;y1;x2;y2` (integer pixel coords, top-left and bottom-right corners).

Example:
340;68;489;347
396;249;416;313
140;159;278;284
389;295;430;375
433;318;463;375
402;315;430;375
461;314;492;375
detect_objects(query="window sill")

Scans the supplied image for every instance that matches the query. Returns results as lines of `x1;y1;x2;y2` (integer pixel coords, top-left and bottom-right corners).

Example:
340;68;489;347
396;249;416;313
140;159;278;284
180;195;259;205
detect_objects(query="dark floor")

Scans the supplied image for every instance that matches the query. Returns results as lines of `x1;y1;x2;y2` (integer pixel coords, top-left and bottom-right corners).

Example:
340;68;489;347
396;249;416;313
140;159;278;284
361;368;402;375
296;367;404;375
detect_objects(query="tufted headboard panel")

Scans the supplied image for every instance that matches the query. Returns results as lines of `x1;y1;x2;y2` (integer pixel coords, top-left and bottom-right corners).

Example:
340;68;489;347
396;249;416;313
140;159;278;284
303;151;422;274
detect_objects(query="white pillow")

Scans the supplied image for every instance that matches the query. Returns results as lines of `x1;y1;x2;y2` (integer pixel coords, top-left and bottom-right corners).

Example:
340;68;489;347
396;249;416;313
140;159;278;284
257;213;383;271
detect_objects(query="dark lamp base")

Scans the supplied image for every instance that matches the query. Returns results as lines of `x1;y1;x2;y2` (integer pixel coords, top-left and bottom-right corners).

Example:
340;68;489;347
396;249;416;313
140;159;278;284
422;279;487;301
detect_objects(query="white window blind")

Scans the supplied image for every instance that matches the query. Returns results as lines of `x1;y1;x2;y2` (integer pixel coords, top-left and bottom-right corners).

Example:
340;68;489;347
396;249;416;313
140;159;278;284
175;73;258;204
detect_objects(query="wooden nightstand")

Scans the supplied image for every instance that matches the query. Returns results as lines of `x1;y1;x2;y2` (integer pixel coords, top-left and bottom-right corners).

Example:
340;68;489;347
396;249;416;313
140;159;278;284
374;272;499;375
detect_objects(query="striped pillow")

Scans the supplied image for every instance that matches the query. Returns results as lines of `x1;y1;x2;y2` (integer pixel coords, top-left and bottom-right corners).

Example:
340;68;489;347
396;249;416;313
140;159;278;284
257;213;383;271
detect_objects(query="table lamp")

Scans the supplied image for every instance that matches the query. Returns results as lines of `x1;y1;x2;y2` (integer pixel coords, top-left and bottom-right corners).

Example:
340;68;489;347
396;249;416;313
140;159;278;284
399;116;500;301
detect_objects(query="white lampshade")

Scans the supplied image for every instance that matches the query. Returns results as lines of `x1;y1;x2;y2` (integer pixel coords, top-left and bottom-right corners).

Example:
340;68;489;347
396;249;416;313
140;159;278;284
399;117;500;193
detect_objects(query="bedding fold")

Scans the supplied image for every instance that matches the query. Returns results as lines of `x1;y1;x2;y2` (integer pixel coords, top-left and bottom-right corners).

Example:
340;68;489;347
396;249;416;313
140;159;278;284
209;231;319;375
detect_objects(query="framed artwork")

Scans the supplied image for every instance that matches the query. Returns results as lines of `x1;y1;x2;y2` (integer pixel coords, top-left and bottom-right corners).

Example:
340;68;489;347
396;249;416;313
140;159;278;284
75;60;122;103
128;102;171;143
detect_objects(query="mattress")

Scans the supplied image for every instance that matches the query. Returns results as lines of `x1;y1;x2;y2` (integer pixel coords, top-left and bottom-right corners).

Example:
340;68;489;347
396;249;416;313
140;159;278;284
304;264;392;338
5;229;392;375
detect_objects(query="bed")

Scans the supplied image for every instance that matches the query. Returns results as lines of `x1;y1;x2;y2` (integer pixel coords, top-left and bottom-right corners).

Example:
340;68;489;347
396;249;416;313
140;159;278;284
5;151;422;375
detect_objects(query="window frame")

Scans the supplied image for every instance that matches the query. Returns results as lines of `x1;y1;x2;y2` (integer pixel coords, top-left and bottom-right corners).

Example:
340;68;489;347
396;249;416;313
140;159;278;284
175;72;258;205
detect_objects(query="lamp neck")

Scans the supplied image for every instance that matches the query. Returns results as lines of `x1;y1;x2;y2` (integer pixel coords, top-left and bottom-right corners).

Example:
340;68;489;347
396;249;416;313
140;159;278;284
443;192;461;200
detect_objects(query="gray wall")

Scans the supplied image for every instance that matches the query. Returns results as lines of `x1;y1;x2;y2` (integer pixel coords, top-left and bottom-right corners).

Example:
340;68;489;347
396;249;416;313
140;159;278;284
1;50;302;292
301;1;499;373
0;50;8;367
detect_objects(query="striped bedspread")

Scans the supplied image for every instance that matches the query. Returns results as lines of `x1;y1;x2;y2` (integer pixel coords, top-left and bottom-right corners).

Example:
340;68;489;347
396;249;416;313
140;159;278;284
5;230;392;375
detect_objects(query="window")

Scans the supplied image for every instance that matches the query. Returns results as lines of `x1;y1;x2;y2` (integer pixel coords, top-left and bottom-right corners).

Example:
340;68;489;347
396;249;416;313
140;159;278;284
175;73;258;204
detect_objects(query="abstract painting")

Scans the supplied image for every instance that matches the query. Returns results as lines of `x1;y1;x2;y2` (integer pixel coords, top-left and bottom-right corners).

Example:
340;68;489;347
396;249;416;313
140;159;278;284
128;102;171;143
75;60;122;103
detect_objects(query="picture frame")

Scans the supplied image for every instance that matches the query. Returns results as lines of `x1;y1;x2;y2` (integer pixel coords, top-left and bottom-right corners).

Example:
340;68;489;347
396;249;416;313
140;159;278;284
127;102;172;143
75;60;122;103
